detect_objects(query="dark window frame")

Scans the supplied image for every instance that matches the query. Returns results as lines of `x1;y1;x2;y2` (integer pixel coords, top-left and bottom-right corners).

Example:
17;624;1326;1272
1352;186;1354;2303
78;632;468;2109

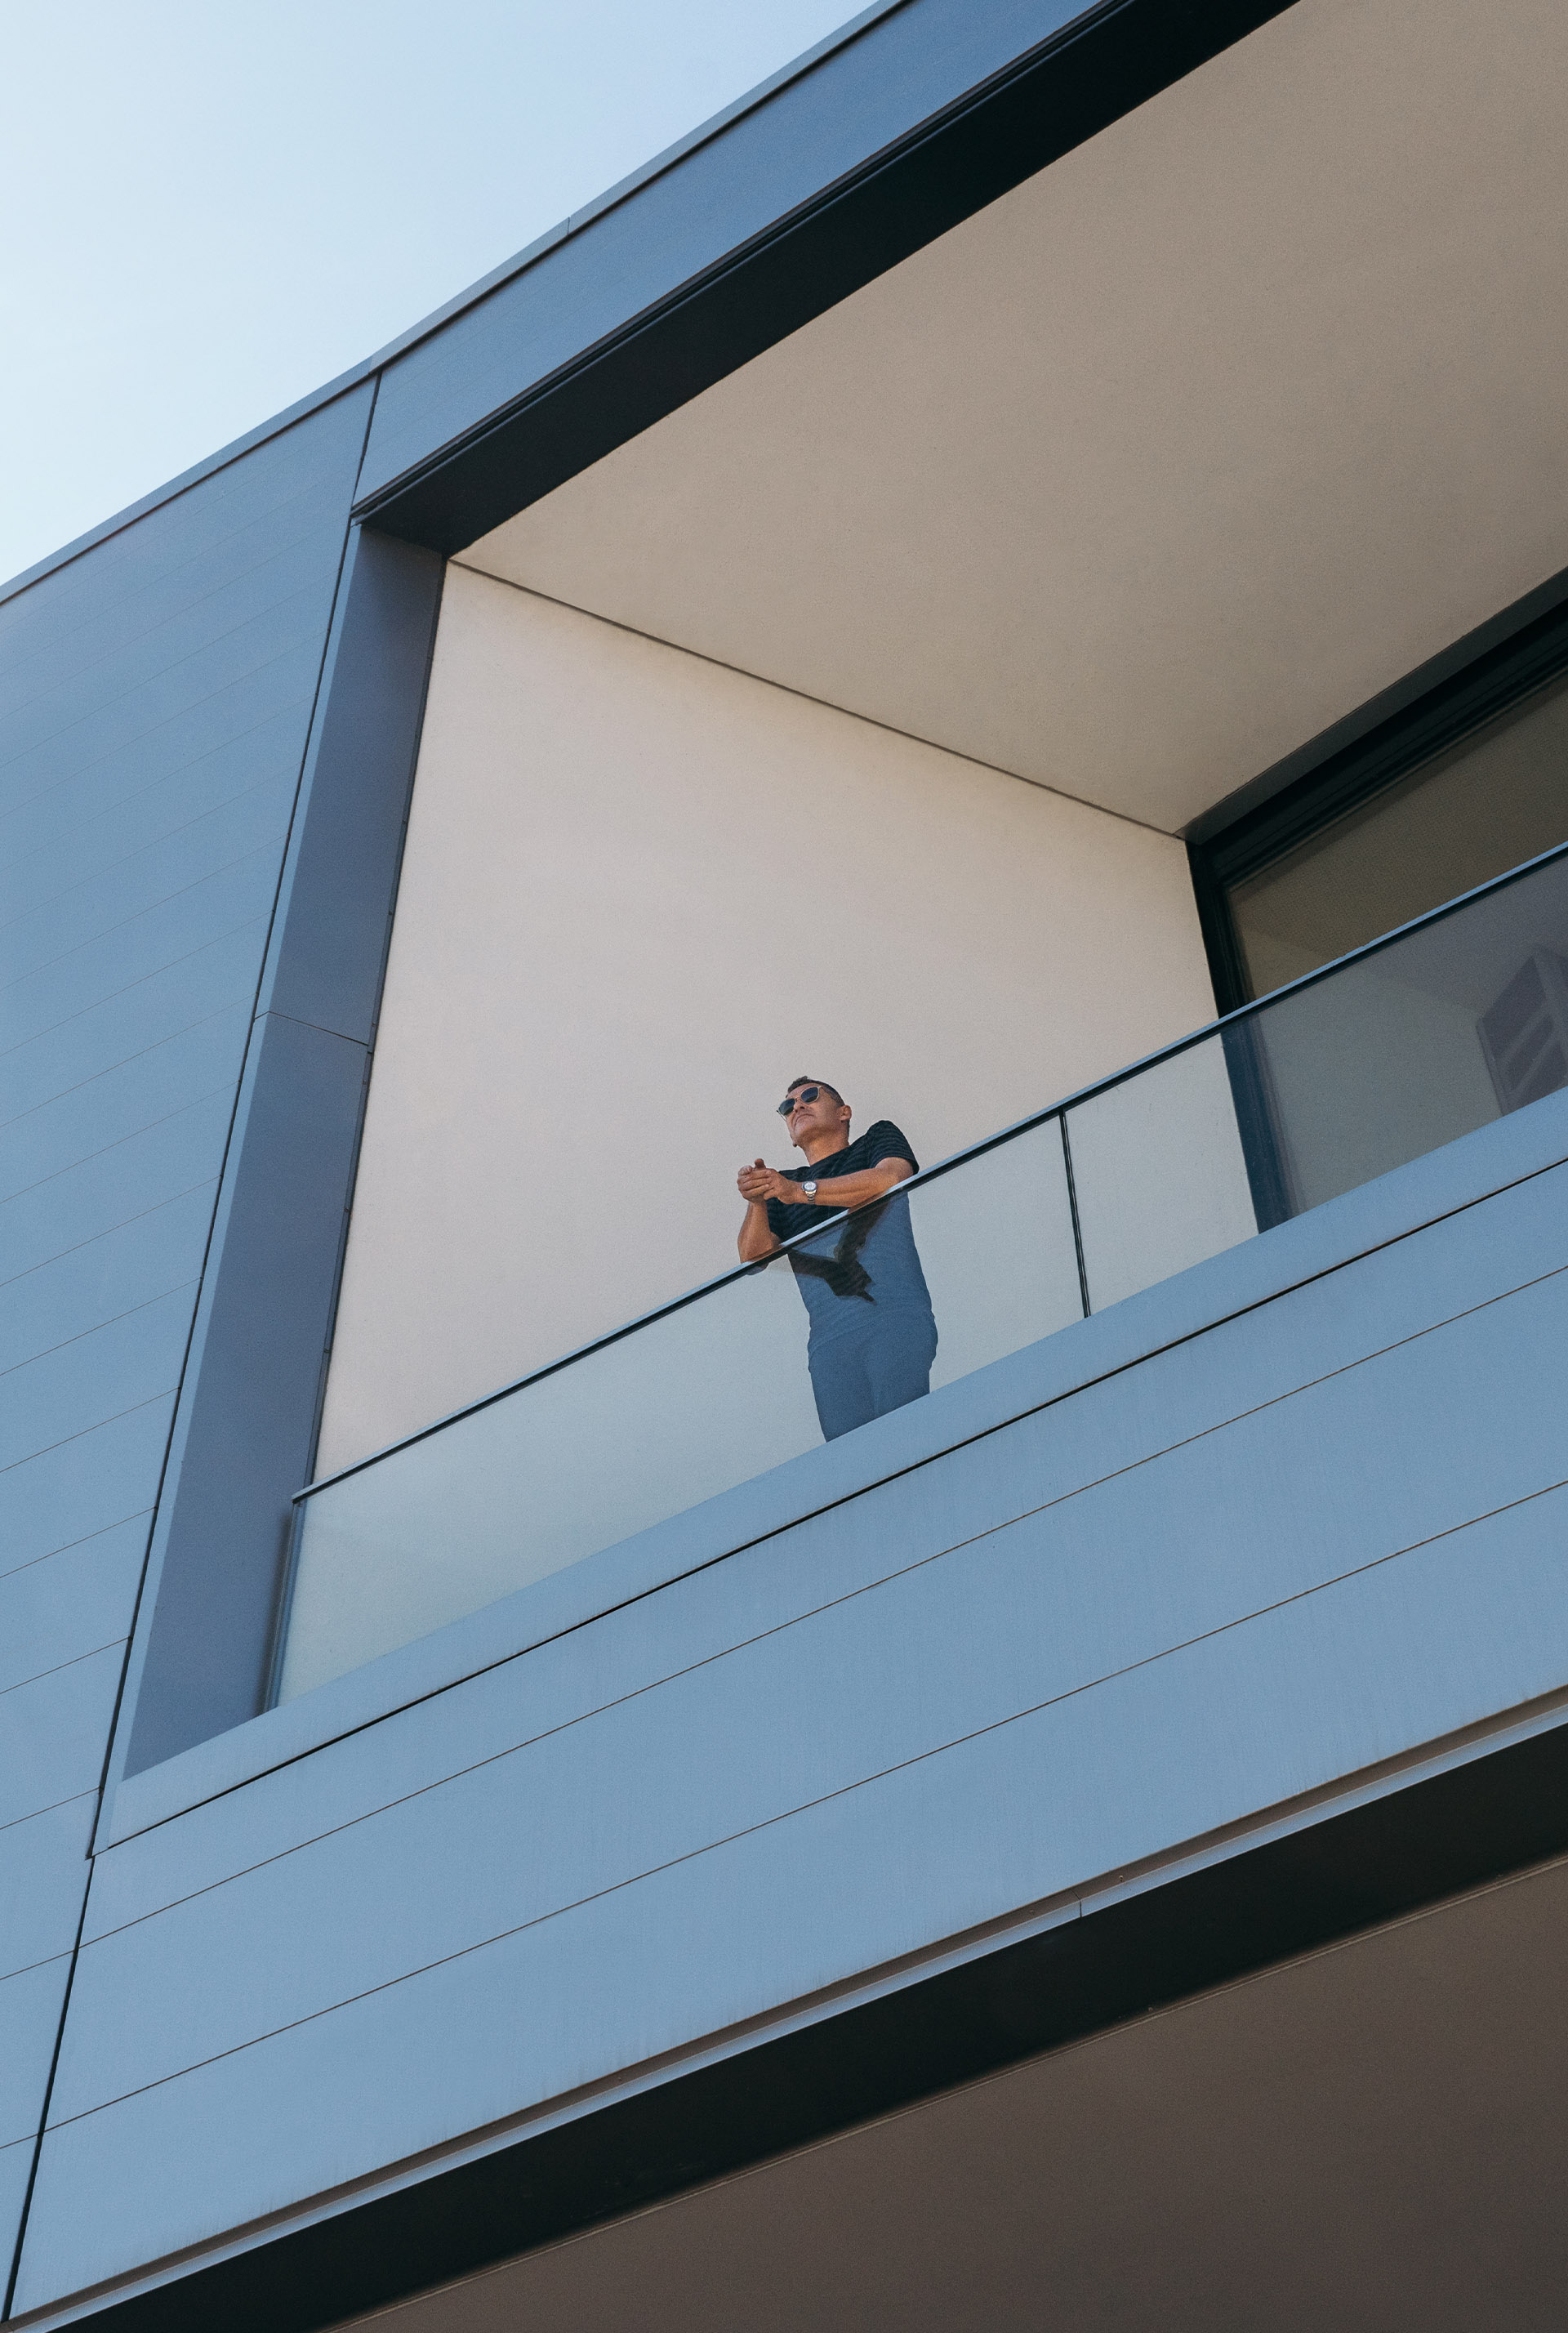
1188;587;1568;1019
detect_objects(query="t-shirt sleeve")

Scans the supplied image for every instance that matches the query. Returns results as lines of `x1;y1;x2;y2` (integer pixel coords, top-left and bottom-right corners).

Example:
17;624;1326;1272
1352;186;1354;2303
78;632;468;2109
863;1120;919;1175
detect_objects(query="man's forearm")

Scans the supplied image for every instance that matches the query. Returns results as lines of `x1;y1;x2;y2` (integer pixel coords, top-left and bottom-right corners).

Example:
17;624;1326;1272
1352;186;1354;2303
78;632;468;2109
789;1164;911;1213
737;1201;780;1262
737;1161;913;1259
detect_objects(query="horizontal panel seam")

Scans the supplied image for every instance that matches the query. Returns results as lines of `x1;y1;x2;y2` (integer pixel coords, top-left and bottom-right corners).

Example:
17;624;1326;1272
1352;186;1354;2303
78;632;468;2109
0;688;314;877
0;417;370;632
0;523;352;730
0;1947;79;1992
0;578;336;793
0;1643;129;1706
106;1228;1568;1875
85;1258;1568;1930
0;642;320;835
0;1521;154;1592
54;1475;1568;2126
0;1282;200;1382
0;1185;217;1297
0;1391;176;1480
0;838;287;1002
0;765;300;951
0;1008;248;1140
254;1010;367;1051
0;1085;238;1214
0;917;270;1073
0;1791;98;1842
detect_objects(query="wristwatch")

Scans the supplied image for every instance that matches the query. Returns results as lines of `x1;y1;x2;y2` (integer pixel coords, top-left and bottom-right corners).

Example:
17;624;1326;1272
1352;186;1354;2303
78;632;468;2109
802;1180;818;1201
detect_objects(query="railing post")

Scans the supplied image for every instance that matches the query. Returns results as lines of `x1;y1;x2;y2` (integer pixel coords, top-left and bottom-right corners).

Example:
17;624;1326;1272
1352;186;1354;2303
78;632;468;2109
1058;1114;1092;1318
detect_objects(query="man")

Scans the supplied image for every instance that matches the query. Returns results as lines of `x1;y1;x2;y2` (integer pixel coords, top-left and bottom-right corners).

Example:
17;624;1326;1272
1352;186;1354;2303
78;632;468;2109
737;1077;938;1441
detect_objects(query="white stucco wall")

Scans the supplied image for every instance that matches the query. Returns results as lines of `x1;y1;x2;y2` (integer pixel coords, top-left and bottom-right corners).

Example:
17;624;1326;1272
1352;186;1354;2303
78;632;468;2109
315;568;1220;1473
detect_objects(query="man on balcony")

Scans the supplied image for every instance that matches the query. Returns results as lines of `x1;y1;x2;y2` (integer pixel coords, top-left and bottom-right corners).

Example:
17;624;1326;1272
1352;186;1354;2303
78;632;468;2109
737;1077;938;1441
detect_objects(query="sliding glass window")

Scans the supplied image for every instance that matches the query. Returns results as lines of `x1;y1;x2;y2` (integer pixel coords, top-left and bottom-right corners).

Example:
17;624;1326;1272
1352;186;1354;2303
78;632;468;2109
1197;619;1568;1010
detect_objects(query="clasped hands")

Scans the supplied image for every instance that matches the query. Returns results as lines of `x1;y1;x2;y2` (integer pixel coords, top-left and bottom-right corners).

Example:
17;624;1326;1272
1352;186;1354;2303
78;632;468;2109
737;1159;808;1207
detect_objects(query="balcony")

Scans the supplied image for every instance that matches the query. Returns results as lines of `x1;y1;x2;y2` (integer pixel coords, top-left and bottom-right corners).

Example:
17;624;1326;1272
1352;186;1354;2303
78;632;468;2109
277;841;1568;1702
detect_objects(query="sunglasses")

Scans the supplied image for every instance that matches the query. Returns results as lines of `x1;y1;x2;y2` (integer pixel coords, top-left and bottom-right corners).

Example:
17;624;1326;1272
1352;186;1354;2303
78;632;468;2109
777;1085;826;1117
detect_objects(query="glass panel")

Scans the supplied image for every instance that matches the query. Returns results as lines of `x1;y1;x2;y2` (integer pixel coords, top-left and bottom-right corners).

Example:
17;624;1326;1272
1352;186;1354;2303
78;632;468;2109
911;1122;1084;1392
1231;669;1568;998
280;1256;820;1701
281;850;1568;1707
1066;1037;1259;1311
281;1125;1085;1701
1250;847;1568;1215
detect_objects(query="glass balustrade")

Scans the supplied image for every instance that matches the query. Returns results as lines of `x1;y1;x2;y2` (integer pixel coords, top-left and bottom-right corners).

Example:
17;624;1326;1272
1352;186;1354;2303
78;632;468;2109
277;845;1568;1704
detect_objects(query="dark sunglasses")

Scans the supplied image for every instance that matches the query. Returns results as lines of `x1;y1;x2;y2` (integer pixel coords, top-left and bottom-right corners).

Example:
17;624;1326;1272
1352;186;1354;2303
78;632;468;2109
777;1085;825;1116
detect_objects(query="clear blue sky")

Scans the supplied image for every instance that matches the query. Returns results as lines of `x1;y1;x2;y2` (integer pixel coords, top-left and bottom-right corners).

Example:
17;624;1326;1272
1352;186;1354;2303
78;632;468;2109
2;0;858;588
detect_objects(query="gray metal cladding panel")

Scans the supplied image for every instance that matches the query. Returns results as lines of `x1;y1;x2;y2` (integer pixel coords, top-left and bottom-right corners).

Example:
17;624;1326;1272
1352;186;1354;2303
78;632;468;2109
0;389;366;738
0;1184;217;1376
2;845;285;1055
1;1087;234;1282
0;1805;92;2259
47;1260;1568;2115
0;1402;171;1577
0;762;296;989
0;1517;149;1698
258;530;444;1043
0;1956;73;2149
0;1287;193;1478
0;526;349;806
0;1002;249;1219
0;699;310;929
0;2134;33;2291
0;390;367;674
0;1644;122;1831
0;582;340;853
0;924;266;1125
2;657;323;876
82;1145;1568;1931
0;382;368;1135
0;1794;95;1981
122;1013;372;1769
20;1170;1568;2297
19;1494;1568;2308
357;0;1090;501
0;454;360;733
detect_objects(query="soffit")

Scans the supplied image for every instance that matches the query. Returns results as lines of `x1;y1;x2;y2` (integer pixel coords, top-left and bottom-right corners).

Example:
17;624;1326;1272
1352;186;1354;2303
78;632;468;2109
463;0;1568;836
348;1853;1568;2330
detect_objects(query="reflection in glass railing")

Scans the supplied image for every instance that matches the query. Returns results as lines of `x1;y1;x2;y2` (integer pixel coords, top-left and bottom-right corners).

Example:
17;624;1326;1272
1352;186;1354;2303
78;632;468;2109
277;846;1568;1704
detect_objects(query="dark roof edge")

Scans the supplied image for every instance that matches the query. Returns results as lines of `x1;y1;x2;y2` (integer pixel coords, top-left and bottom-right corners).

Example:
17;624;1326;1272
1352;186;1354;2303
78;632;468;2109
0;0;911;613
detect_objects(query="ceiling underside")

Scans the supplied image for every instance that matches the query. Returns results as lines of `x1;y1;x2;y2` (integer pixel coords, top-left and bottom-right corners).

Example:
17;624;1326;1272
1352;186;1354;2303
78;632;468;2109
349;1852;1568;2331
465;0;1568;836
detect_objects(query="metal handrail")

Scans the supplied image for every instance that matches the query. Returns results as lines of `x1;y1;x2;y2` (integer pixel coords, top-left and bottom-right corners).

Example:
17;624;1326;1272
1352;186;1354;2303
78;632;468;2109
293;833;1568;1502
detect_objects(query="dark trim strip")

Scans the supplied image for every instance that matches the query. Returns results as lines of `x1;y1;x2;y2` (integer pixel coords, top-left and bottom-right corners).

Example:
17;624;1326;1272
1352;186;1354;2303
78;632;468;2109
114;531;444;1778
50;1711;1568;2333
357;0;1301;554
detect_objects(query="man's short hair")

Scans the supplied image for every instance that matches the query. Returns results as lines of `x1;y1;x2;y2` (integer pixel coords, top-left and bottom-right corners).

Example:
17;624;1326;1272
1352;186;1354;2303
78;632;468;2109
788;1075;844;1104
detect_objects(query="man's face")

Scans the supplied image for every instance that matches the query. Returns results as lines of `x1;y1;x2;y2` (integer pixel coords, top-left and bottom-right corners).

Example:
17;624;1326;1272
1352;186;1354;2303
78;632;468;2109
784;1082;850;1146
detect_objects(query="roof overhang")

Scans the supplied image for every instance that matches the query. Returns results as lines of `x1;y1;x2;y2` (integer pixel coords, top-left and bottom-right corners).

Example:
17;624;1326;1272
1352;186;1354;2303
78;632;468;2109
353;0;1299;551
454;0;1568;835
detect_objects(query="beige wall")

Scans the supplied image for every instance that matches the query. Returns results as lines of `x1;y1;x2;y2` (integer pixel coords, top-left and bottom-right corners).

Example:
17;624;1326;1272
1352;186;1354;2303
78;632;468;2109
316;568;1218;1474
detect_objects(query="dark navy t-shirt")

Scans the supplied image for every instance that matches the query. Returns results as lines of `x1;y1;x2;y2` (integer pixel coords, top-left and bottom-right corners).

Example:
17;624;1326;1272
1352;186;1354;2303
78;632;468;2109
765;1122;933;1345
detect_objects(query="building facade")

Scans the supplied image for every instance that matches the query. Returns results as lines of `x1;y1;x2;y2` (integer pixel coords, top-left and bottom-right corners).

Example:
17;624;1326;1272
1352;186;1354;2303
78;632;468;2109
5;0;1568;2323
